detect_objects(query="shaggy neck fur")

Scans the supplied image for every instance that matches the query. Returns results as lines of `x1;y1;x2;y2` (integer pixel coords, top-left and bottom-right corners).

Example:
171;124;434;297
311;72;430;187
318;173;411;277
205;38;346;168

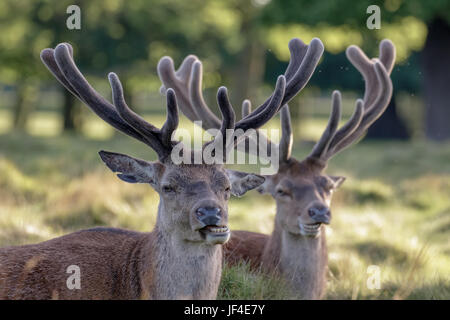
262;214;328;300
142;204;223;300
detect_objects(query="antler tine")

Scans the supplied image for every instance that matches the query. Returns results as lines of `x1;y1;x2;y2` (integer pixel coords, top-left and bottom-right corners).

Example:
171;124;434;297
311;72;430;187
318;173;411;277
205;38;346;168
379;39;396;74
283;38;324;105
343;40;395;110
243;38;324;121
42;43;179;160
308;91;342;159
41;45;81;101
108;73;179;159
326;62;392;157
228;75;285;162
326;41;395;158
325;99;364;153
161;89;179;149
157;55;200;122
233;38;321;161
211;87;236;160
242;99;251;117
190;61;222;129
158;56;222;131
234;75;286;131
216;87;236;137
44;44;148;144
188;59;287;144
109;72;160;136
278;104;293;162
307;40;395;162
238;99;278;160
284;38;309;82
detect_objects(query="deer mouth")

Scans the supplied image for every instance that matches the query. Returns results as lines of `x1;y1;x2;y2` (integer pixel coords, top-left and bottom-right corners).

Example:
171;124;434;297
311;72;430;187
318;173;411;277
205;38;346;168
299;223;322;237
199;225;230;245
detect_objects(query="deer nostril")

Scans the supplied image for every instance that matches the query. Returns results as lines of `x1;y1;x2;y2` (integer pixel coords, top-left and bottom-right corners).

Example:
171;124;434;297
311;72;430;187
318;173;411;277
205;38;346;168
196;210;205;217
196;207;222;225
308;205;331;224
308;206;329;217
197;207;221;217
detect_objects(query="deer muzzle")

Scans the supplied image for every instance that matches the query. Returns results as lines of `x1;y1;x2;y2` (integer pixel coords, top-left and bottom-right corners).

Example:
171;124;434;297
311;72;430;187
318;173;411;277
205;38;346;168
194;205;230;245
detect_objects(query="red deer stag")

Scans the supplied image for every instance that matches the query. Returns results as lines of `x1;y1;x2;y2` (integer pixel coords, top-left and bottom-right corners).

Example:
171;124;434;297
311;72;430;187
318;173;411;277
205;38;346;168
0;40;316;299
158;38;395;299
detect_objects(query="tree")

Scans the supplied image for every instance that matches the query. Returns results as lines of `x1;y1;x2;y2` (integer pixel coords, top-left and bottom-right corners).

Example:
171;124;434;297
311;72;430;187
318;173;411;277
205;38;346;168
0;0;253;132
260;0;450;141
422;18;450;141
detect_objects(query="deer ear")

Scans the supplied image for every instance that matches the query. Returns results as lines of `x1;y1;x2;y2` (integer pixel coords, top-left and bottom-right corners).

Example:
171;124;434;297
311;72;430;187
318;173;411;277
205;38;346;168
255;176;274;195
329;175;346;189
225;170;265;197
98;150;164;186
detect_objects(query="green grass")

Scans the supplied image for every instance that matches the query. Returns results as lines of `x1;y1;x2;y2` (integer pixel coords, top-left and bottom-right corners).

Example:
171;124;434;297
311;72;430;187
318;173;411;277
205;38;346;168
0;122;449;299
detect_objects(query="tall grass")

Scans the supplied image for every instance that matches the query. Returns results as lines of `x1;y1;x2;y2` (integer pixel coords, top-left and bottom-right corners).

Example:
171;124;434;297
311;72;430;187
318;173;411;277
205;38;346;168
0;128;449;299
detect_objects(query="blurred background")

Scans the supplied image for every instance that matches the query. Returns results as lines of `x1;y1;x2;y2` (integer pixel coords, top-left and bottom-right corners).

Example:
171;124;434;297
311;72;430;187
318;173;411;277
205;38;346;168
0;0;449;299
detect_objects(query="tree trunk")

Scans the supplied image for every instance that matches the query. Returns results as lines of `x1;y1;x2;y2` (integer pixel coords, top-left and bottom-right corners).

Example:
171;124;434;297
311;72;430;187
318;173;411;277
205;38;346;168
232;7;265;117
13;83;35;130
233;40;266;114
63;89;80;132
422;18;450;141
366;98;409;140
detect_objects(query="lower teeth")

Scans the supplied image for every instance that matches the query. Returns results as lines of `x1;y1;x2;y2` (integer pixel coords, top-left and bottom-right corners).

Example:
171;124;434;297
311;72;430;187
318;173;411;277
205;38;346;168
209;227;227;233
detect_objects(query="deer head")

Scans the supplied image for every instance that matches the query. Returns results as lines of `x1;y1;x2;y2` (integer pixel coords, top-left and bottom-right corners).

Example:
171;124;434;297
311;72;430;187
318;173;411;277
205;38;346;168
39;43;288;246
256;40;395;238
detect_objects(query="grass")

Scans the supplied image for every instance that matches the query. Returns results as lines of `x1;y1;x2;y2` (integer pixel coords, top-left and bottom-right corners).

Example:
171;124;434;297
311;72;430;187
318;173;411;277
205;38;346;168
0;115;449;299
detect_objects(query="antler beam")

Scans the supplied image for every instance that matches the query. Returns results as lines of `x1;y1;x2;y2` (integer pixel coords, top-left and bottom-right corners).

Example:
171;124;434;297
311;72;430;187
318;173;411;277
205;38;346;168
41;43;179;160
158;38;324;160
308;39;395;162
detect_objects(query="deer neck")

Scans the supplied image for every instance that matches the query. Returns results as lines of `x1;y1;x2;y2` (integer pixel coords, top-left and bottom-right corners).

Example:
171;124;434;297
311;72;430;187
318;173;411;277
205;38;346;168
141;203;223;300
264;214;328;300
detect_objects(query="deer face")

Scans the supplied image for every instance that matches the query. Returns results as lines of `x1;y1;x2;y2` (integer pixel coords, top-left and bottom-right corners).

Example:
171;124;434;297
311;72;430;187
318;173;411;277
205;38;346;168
259;159;345;238
99;151;264;245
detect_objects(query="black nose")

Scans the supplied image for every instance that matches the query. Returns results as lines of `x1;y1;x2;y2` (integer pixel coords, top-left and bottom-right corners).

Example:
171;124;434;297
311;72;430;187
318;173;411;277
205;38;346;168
196;207;222;226
308;205;331;224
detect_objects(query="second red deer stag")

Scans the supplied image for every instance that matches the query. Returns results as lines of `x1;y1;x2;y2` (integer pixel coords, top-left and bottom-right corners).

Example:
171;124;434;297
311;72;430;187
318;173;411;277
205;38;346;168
160;38;395;299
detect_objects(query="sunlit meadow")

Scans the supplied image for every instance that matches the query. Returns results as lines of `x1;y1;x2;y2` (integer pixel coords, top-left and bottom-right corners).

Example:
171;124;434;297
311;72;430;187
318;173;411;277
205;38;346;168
0;105;449;299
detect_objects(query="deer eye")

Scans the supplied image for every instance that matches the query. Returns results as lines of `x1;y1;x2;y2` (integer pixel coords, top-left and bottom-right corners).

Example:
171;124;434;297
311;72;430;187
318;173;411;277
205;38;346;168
322;183;335;196
323;186;332;195
162;185;176;194
224;186;231;199
318;177;334;192
276;188;291;198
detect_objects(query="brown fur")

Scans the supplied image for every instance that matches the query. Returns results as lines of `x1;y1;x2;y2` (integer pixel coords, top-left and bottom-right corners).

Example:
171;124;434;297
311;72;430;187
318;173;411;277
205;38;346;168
0;158;264;300
0;227;151;299
224;159;344;299
225;40;395;299
224;231;267;270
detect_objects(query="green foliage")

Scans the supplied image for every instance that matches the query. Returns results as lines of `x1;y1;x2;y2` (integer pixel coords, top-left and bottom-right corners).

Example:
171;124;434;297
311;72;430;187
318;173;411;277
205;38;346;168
0;0;257;88
262;0;450;26
261;0;432;62
219;262;295;299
